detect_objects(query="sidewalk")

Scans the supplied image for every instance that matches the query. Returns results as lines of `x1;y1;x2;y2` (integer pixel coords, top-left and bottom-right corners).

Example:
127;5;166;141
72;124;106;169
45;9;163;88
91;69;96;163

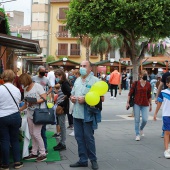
20;90;169;170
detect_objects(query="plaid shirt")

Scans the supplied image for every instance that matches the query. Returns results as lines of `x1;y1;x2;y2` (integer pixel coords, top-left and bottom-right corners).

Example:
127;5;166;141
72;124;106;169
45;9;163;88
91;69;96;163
128;81;151;106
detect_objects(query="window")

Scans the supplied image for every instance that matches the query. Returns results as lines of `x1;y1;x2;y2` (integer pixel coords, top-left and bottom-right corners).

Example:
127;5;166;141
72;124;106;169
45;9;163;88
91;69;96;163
58;25;68;37
70;44;80;55
59;8;68;20
58;43;68;55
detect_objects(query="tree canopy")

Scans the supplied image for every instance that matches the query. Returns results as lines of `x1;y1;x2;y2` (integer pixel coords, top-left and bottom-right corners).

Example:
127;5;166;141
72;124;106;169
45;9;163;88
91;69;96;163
67;0;170;39
66;0;170;80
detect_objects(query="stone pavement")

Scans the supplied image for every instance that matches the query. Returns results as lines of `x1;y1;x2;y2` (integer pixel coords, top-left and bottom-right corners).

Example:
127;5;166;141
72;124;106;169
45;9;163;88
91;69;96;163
19;90;170;170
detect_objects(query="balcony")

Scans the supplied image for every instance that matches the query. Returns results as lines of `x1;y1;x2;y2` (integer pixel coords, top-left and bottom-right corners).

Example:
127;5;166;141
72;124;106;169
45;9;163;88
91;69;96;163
55;49;81;57
57;49;68;56
56;32;79;40
70;49;80;56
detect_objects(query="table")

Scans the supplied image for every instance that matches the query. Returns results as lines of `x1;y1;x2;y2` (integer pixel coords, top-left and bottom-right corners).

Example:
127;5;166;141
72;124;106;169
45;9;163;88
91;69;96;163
20;115;31;158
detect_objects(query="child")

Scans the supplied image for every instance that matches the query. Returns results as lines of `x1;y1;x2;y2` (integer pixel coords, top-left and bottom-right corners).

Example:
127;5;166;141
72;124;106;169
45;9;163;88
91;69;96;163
52;83;66;151
52;84;61;138
153;76;170;158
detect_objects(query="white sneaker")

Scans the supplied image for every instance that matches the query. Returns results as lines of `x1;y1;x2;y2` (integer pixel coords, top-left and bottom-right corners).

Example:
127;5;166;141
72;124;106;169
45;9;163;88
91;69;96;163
69;131;75;136
164;150;170;158
135;135;140;141
140;130;145;137
114;97;116;99
110;96;114;99
168;144;170;150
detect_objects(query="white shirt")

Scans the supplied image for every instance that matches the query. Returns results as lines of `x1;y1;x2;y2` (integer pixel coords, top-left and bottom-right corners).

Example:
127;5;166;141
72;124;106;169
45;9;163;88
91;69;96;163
47;71;55;87
0;83;21;117
24;83;46;119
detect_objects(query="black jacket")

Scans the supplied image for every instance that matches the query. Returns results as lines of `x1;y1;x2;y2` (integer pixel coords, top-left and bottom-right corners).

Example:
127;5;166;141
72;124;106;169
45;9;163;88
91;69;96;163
59;80;71;114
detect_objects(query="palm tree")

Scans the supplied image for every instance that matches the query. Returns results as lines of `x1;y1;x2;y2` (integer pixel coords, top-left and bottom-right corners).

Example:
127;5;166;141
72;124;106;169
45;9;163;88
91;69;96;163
105;34;122;60
91;35;108;61
91;34;123;61
80;35;92;61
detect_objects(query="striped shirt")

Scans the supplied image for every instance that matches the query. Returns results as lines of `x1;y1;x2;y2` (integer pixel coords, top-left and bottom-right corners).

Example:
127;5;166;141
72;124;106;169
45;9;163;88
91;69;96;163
157;89;170;116
56;88;64;104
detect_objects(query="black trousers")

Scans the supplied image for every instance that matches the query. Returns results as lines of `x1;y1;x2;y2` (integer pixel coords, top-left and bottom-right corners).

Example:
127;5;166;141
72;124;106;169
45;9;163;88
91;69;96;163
110;84;118;97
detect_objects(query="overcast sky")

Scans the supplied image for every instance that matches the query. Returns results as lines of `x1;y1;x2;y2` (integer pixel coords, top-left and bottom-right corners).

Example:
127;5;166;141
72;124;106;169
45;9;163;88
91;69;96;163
1;0;32;25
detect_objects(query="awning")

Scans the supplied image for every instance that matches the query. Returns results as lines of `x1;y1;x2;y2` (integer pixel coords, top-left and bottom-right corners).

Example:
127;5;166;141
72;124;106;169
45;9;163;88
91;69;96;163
22;56;45;65
0;33;41;54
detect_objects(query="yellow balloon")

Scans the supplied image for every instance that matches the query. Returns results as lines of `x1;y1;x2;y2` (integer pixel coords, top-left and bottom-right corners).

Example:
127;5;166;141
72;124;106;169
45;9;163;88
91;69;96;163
85;91;100;106
90;81;108;96
47;102;54;108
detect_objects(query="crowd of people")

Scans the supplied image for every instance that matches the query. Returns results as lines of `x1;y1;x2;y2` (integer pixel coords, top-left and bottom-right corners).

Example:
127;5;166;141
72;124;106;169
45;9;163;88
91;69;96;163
0;61;102;170
0;61;170;170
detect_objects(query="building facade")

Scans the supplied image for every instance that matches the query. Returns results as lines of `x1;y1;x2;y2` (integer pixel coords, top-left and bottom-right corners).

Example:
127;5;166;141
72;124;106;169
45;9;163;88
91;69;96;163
31;0;50;57
6;10;24;27
49;0;101;63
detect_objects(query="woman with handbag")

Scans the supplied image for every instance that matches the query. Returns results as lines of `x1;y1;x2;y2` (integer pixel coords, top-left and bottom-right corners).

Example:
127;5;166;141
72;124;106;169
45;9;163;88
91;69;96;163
126;70;152;141
0;70;23;170
19;73;47;162
53;69;71;151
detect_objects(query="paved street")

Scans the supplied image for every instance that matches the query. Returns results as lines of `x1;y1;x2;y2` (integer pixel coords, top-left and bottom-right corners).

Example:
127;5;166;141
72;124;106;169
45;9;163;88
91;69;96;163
20;90;169;170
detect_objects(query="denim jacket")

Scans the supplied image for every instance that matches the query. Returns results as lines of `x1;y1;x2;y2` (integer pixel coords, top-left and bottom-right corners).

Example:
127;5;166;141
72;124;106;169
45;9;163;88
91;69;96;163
84;104;101;130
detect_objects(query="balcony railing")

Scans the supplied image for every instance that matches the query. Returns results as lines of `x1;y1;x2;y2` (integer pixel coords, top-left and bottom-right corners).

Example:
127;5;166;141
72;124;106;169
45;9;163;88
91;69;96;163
55;49;81;56
70;49;80;55
56;32;78;38
57;49;68;55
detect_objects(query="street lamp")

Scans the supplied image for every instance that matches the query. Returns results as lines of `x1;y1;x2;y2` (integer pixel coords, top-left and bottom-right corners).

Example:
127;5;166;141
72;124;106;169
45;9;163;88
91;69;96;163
152;61;157;70
62;57;67;65
110;58;114;66
152;61;157;67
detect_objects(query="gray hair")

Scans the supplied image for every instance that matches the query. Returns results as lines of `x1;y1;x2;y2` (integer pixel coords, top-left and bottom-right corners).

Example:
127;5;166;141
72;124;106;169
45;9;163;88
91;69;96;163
37;65;45;72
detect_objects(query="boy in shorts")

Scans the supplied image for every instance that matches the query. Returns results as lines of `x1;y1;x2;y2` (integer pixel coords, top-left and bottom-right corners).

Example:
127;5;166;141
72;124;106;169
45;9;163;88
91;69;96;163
154;76;170;158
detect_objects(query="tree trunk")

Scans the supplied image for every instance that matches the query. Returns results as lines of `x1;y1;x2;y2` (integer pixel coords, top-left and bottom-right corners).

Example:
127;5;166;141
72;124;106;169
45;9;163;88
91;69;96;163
131;59;139;82
105;53;108;60
86;47;89;61
100;53;103;61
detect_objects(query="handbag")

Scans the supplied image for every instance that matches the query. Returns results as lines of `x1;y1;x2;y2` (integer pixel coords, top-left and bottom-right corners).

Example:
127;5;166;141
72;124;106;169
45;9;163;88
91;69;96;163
56;105;64;115
33;97;55;125
129;81;137;107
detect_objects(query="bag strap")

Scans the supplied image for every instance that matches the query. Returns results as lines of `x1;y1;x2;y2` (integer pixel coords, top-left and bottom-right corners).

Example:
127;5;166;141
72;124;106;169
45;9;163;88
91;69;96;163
40;96;49;109
3;84;20;111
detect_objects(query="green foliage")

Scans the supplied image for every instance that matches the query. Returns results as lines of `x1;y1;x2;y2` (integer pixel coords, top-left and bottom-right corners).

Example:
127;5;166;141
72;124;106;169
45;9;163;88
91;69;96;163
147;42;167;56
66;0;170;80
66;0;170;59
67;0;170;39
91;33;121;60
0;8;11;35
46;55;55;63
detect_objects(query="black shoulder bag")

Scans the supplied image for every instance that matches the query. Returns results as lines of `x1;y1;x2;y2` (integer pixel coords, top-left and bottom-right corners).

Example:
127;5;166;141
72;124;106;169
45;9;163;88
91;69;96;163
129;81;138;107
33;97;55;125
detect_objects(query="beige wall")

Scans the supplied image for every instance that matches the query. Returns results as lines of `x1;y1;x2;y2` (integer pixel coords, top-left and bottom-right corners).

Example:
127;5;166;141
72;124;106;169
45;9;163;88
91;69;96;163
49;2;100;63
32;4;48;13
32;22;48;30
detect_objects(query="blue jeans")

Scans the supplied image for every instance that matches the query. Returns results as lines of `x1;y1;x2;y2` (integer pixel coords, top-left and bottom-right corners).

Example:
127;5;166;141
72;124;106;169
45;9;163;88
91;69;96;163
134;104;149;136
41;125;47;150
0;112;21;165
74;118;97;164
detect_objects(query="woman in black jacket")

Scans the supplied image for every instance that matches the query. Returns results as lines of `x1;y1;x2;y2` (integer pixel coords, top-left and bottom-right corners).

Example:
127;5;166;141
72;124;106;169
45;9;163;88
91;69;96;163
53;69;71;151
